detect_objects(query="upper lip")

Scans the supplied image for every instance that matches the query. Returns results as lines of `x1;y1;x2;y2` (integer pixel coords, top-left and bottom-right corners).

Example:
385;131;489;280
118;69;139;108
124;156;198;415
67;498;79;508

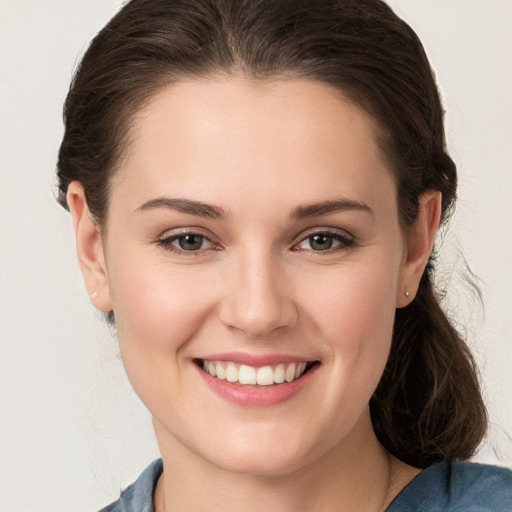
197;352;318;367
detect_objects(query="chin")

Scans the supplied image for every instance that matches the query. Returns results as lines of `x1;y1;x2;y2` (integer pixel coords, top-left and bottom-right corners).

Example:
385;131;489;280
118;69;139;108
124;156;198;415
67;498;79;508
209;451;308;477
195;428;320;477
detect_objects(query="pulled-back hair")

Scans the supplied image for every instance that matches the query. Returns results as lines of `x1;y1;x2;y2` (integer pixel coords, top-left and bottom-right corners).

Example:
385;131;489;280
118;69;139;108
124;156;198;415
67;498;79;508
56;0;487;468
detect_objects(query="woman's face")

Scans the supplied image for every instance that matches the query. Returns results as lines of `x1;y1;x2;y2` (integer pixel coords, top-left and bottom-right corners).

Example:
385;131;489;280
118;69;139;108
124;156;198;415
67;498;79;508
89;78;415;475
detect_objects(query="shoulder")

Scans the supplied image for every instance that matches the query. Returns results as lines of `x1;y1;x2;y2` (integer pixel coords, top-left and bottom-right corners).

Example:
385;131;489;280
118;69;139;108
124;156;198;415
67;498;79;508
98;459;163;512
449;462;512;511
387;460;512;512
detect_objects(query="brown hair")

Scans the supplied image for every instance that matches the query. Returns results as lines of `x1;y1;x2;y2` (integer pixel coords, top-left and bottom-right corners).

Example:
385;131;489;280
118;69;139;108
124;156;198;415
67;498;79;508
57;0;487;467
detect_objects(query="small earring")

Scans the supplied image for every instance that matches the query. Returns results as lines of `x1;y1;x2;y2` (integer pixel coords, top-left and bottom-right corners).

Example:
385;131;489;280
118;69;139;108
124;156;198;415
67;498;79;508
90;291;99;298
405;290;410;298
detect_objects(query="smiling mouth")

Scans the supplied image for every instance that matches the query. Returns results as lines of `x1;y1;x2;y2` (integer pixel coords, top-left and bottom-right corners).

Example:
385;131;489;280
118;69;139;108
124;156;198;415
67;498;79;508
195;359;318;386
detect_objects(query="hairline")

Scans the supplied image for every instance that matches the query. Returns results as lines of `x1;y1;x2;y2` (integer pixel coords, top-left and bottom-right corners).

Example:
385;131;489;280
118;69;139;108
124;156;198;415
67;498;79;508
99;71;403;237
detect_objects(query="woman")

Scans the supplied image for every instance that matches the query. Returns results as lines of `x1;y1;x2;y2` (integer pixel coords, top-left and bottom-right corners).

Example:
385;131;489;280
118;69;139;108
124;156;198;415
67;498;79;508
56;0;511;510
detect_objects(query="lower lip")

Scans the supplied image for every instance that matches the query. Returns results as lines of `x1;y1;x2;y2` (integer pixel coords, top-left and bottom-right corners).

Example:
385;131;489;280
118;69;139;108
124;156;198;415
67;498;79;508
195;363;319;407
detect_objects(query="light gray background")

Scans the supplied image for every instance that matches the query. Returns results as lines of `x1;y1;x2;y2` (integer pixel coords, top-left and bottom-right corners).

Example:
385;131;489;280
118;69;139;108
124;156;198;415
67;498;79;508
0;1;511;511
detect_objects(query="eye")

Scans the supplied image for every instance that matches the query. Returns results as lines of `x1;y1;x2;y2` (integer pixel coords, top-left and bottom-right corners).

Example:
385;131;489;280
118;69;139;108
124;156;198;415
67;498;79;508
157;231;218;254
172;234;211;251
296;231;354;252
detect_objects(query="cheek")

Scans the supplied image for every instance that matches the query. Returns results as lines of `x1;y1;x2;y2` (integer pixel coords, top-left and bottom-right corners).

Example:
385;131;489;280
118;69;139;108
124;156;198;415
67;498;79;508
106;259;221;416
299;260;399;391
303;259;398;338
108;256;217;357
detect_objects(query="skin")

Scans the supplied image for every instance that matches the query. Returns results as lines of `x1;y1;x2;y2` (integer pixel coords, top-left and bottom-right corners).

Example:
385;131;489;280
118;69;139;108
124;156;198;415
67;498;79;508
68;77;441;511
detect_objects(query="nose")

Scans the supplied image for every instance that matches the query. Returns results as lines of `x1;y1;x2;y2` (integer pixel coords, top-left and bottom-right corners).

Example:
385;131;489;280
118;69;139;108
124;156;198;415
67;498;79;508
218;251;298;339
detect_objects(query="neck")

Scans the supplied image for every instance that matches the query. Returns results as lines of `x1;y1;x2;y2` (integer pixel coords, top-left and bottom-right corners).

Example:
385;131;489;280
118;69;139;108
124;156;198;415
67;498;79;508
153;411;419;512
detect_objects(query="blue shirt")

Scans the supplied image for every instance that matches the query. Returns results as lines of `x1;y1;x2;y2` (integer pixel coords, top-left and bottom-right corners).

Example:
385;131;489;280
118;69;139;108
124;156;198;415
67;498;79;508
100;459;512;511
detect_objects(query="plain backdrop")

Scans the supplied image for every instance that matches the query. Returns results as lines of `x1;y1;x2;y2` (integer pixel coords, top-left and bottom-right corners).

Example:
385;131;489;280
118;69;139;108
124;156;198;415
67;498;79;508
0;1;511;511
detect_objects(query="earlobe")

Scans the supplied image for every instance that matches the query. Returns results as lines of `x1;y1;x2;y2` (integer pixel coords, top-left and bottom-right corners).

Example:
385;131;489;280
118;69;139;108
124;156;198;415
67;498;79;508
67;182;113;312
396;190;442;308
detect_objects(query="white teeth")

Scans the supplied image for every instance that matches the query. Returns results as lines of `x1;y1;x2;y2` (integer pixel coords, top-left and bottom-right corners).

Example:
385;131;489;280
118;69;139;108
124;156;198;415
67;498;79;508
225;363;239;383
274;364;285;384
215;363;226;380
285;363;296;382
239;365;257;385
201;360;310;385
256;366;274;386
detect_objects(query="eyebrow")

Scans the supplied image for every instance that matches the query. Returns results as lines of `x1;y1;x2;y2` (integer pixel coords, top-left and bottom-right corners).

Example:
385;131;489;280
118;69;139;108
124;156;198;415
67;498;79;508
291;199;373;219
135;197;227;219
135;196;372;220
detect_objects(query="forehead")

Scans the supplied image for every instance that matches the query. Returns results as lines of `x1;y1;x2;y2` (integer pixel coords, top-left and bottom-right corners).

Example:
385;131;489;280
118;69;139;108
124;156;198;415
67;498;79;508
112;77;396;217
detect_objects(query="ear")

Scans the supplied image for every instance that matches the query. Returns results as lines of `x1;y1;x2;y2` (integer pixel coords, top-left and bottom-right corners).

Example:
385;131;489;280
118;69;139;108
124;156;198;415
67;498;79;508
67;181;113;312
396;190;442;308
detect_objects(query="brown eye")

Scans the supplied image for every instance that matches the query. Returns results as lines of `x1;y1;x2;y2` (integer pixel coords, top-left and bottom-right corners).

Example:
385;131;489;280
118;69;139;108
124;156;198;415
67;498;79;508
309;234;334;251
174;234;206;251
157;232;216;254
296;231;354;252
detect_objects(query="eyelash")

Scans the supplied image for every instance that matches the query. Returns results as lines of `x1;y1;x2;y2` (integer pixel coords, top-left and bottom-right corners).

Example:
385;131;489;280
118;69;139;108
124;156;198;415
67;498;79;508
156;228;355;256
156;230;220;256
294;230;355;253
